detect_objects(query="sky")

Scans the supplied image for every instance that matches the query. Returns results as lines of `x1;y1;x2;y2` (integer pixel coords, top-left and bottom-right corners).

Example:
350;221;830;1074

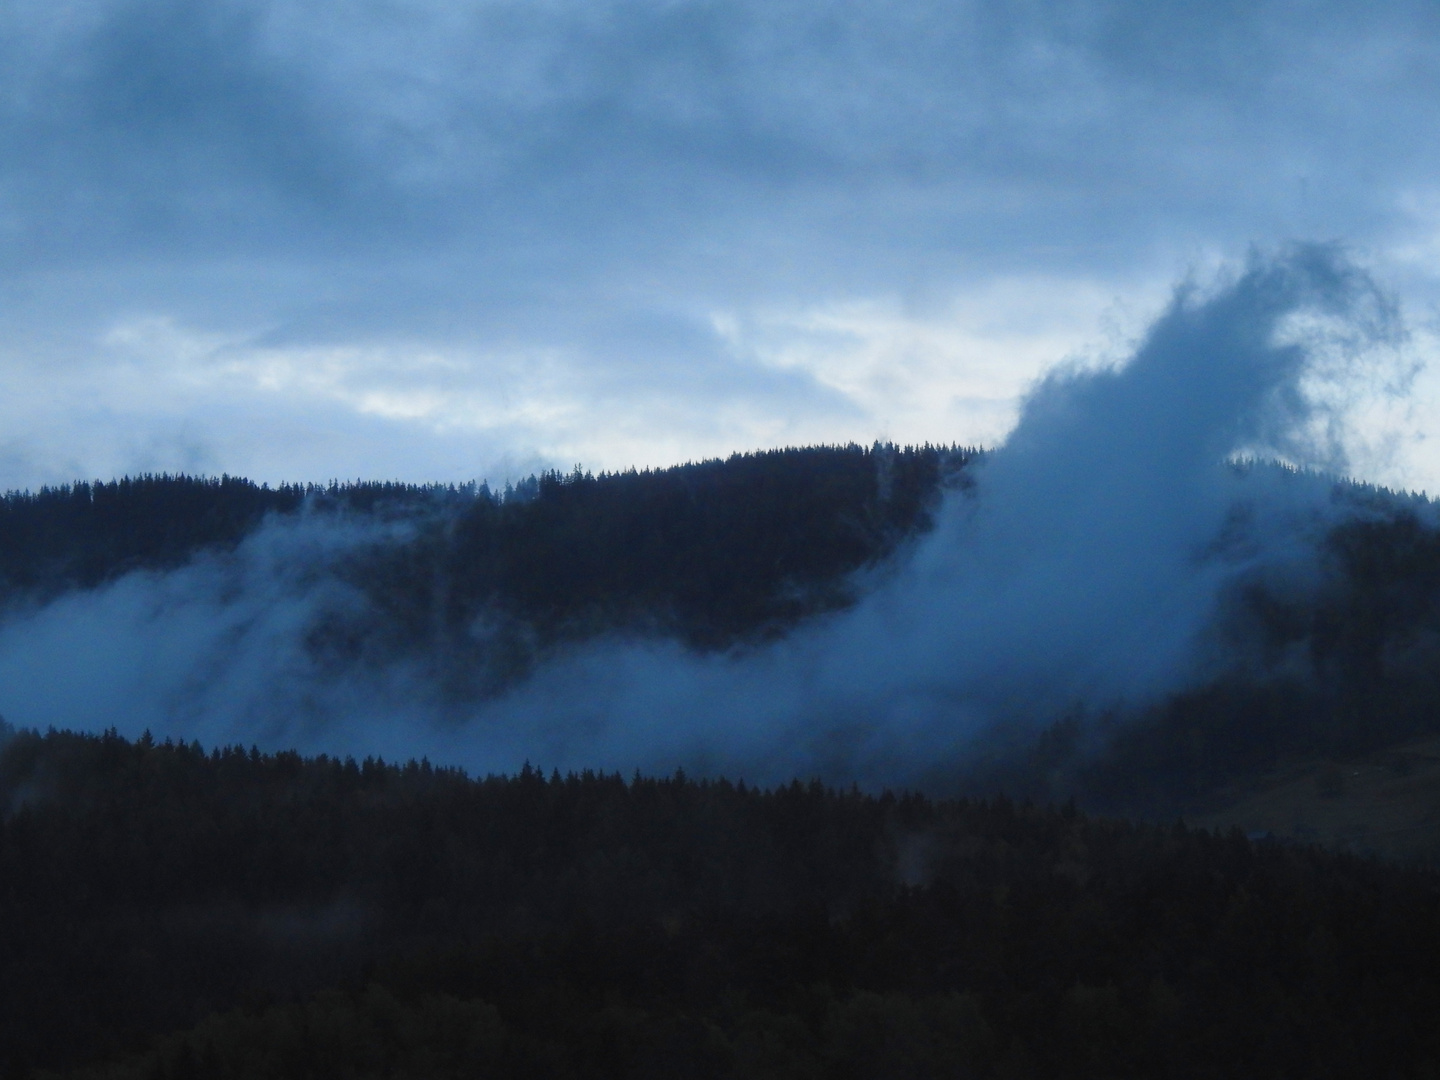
4;0;1440;492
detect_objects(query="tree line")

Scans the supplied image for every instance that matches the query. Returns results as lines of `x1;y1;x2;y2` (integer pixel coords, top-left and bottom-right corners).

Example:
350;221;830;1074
0;446;967;648
1;726;1437;1078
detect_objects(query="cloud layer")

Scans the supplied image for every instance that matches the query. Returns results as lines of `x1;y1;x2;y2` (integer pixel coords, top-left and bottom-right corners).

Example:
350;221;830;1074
3;1;1440;487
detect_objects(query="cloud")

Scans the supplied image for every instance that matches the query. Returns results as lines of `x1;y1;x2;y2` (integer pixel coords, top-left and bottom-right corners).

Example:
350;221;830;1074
7;0;1440;262
2;1;1440;488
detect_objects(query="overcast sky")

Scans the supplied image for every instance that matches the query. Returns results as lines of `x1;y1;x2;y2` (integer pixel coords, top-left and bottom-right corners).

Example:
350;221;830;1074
4;0;1440;491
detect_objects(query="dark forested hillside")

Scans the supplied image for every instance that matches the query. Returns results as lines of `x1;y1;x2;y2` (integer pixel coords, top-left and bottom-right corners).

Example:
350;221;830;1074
0;475;466;597
0;475;304;593
336;443;969;694
439;444;961;648
1032;506;1440;818
0;446;966;662
1;726;1437;1079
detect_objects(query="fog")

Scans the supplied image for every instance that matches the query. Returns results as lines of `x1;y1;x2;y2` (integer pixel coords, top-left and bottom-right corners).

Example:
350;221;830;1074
0;247;1417;786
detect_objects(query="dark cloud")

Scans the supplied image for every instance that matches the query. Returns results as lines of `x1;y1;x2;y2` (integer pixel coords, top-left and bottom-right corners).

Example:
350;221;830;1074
1;3;345;259
0;0;1438;487
7;0;1438;268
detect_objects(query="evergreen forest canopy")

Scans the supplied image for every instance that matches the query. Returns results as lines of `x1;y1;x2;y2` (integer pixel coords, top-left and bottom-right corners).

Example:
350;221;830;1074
0;725;1437;1079
0;444;965;656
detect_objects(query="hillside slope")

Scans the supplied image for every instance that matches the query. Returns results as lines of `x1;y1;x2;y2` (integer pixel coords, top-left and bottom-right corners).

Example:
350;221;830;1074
1191;732;1440;863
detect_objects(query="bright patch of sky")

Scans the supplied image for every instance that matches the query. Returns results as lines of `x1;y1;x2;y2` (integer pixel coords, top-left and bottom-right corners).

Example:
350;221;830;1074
3;0;1440;491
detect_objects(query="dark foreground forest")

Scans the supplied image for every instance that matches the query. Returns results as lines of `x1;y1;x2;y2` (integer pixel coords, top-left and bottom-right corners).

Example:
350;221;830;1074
1;725;1438;1079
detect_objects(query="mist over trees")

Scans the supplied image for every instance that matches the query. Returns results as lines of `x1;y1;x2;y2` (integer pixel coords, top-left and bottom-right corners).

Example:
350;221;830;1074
1047;502;1440;814
6;443;1440;814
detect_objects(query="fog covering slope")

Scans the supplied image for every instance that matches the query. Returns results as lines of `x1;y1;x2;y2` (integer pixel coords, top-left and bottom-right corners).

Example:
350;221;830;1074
0;246;1424;790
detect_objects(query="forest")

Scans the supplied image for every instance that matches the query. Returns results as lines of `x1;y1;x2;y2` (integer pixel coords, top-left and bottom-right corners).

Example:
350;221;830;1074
1;725;1438;1079
3;447;1440;1075
0;445;964;670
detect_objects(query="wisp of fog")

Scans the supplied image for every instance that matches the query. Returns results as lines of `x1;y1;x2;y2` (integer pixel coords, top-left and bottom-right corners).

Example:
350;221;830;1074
0;246;1414;787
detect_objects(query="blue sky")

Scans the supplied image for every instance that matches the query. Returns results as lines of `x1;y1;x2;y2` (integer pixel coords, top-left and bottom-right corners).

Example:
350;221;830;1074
3;0;1440;490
